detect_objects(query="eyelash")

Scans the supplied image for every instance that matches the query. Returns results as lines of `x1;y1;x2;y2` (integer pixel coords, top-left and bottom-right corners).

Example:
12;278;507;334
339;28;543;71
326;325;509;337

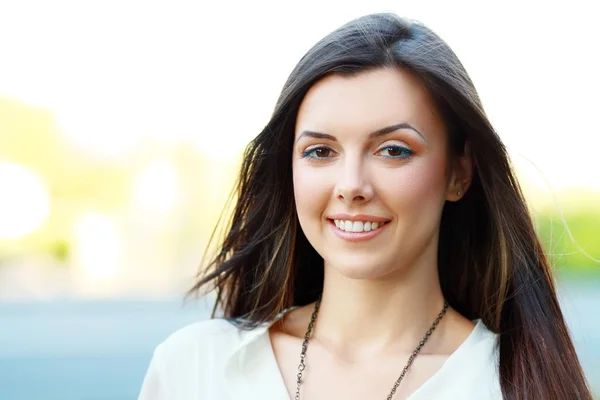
301;145;414;160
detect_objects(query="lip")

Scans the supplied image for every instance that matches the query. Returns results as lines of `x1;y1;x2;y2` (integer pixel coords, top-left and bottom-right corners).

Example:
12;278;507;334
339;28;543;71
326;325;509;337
327;218;390;242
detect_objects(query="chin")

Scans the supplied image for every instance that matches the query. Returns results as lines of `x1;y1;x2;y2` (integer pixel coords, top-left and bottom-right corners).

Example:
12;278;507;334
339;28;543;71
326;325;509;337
325;254;395;281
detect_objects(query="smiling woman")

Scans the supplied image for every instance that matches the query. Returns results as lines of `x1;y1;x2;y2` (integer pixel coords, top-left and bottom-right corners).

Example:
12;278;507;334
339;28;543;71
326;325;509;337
292;69;470;282
138;13;593;400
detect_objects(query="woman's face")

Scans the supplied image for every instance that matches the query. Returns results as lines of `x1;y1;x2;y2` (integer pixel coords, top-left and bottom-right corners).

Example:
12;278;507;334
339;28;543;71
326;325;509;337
292;67;465;280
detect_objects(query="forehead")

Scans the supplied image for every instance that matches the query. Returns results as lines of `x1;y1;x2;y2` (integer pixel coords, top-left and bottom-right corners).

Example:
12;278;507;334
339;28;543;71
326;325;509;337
295;68;444;139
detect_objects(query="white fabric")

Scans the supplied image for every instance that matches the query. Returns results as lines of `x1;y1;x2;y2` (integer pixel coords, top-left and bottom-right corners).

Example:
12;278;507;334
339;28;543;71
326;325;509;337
138;315;503;399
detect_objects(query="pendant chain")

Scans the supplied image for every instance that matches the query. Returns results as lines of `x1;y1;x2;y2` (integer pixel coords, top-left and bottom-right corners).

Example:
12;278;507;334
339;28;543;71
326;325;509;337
294;298;449;400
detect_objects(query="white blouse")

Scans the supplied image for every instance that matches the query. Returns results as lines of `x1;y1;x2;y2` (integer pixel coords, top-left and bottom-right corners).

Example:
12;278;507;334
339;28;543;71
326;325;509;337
138;315;502;399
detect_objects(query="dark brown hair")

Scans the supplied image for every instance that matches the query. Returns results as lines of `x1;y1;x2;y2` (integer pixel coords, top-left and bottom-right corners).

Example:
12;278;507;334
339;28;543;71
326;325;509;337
189;13;593;399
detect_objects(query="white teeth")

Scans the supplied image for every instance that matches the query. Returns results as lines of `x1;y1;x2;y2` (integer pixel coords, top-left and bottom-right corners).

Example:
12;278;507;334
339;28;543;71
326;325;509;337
333;219;385;232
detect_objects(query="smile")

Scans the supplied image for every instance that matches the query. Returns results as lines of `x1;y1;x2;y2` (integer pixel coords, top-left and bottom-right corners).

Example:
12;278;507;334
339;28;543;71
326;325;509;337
333;219;387;232
327;218;390;242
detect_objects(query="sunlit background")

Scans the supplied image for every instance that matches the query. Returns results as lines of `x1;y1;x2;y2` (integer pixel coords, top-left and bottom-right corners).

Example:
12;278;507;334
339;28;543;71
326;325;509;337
1;1;599;399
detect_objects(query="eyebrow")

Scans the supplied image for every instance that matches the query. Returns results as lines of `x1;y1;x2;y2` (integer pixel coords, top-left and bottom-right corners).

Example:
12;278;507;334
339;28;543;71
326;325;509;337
296;122;426;143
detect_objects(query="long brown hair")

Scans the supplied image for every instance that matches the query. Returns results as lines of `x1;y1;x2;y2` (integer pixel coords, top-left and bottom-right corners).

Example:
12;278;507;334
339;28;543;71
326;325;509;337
189;13;593;399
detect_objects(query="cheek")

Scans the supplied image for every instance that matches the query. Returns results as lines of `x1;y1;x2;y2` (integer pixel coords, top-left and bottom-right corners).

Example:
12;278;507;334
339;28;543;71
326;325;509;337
383;157;448;214
292;163;331;222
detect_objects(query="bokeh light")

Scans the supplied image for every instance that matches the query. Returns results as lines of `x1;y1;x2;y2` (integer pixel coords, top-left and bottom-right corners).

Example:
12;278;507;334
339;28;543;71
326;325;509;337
131;161;180;214
72;213;120;280
0;162;50;239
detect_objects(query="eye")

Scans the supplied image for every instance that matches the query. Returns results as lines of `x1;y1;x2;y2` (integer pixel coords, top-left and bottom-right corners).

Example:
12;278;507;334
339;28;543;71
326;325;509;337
302;147;334;159
378;145;413;159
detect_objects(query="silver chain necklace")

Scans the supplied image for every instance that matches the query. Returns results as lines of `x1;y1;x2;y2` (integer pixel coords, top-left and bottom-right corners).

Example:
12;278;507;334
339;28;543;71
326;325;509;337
294;298;449;400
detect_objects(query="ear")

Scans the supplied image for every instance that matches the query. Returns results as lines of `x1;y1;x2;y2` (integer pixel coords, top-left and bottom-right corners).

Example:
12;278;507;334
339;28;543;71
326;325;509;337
447;141;473;202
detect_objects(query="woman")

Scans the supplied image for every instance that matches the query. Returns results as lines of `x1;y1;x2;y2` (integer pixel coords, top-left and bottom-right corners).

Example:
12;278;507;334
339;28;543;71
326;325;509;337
138;13;593;400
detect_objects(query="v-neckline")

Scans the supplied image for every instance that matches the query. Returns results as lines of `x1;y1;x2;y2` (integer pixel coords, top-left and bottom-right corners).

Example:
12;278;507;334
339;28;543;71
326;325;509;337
262;318;485;400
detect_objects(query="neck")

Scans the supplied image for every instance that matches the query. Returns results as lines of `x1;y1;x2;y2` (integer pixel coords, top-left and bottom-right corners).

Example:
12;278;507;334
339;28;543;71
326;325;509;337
314;259;447;354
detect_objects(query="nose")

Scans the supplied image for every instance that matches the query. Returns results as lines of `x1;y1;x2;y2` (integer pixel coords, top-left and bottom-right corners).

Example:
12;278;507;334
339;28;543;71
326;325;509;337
334;157;374;204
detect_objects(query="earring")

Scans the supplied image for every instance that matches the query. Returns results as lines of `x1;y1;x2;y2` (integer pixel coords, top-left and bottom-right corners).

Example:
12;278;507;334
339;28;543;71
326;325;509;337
457;190;462;197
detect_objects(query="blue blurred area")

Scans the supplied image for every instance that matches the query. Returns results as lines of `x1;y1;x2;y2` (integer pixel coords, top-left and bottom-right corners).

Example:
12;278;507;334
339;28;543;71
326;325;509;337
0;298;210;400
0;281;598;400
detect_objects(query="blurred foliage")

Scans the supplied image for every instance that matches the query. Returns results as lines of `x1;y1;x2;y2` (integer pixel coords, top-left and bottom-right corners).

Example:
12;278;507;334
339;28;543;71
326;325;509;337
0;96;238;264
47;239;70;263
0;97;124;258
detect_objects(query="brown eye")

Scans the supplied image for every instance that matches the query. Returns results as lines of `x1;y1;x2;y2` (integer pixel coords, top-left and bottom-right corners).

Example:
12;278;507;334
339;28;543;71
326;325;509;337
315;148;330;158
379;145;413;159
302;147;334;160
386;147;402;157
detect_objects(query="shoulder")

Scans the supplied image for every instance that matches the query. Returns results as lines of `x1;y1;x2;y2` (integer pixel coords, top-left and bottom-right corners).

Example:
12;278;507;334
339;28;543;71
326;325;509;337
138;318;260;400
426;319;501;399
156;318;242;357
466;319;500;371
465;320;502;398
